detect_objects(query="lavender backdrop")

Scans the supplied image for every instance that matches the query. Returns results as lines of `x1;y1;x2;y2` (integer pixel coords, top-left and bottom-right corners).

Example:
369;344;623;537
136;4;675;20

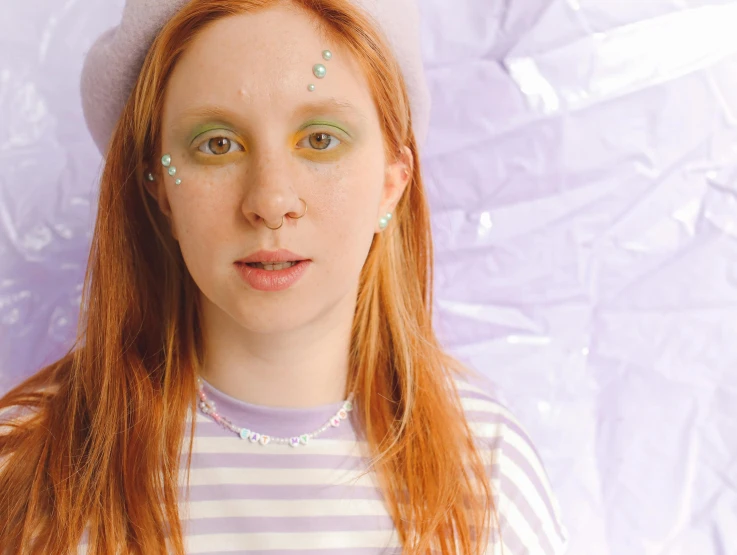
2;1;736;553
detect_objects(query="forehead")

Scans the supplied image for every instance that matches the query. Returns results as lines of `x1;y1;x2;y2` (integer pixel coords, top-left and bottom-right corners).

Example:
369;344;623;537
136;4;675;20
163;5;375;124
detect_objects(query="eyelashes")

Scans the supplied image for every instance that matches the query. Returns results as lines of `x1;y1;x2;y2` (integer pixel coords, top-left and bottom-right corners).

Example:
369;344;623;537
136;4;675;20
195;131;343;156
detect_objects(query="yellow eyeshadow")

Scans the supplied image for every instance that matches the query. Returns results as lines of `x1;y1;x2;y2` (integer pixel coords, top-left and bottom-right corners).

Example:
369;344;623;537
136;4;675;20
191;149;245;165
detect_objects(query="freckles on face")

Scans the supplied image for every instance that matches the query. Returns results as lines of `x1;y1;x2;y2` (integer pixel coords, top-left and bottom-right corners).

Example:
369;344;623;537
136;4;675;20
158;6;391;280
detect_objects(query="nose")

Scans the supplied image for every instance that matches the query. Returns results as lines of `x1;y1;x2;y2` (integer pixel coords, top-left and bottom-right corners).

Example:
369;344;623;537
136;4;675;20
241;147;303;229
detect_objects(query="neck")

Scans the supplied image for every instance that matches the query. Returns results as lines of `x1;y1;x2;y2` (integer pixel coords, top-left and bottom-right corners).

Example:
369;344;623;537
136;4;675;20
198;292;355;408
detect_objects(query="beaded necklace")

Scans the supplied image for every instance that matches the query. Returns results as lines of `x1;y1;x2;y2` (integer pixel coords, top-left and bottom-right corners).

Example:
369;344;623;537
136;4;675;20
196;376;354;447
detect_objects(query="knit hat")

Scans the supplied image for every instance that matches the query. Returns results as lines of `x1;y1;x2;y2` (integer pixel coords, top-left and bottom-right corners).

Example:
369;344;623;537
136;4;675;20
80;0;431;157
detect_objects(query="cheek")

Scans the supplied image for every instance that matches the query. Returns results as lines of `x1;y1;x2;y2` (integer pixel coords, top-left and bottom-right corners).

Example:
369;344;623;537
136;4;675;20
168;180;234;261
311;161;384;228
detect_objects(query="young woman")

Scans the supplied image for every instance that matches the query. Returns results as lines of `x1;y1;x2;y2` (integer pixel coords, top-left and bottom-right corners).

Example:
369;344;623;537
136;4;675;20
0;0;568;553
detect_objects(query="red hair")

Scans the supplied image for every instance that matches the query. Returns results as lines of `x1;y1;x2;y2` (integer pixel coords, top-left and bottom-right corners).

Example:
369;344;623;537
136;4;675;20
0;0;498;552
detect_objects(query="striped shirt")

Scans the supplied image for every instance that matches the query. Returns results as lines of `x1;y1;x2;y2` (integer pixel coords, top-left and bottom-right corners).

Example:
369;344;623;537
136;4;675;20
1;375;567;554
165;375;569;554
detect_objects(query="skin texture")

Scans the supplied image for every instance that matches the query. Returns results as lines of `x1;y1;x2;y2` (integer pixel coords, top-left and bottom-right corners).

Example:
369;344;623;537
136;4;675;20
145;3;413;408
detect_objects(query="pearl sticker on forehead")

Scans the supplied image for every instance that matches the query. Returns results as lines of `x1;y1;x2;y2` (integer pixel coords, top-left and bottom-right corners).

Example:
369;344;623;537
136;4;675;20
307;49;332;92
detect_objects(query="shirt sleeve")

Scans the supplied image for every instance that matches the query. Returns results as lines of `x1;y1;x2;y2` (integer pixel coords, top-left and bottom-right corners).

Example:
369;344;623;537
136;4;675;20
486;404;569;555
456;376;569;555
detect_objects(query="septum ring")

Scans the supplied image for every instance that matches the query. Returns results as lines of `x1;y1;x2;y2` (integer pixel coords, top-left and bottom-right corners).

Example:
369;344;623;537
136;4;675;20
264;198;308;230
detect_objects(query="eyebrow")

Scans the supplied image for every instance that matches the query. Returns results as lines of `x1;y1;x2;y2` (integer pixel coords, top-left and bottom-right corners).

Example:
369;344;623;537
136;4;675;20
175;98;367;129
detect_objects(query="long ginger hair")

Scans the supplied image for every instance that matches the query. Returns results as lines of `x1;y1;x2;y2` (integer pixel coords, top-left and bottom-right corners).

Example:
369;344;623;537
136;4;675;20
0;0;498;552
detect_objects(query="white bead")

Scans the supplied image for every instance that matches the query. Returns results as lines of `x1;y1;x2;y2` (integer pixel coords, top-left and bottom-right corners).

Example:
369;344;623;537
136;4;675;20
313;64;327;79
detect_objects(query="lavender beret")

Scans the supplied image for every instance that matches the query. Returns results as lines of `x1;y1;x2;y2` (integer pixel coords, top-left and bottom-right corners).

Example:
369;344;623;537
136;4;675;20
80;0;431;157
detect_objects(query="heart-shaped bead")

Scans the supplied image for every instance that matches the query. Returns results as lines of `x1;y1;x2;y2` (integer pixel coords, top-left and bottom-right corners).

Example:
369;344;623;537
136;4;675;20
239;428;250;440
299;434;309;445
289;437;301;447
249;432;261;443
330;416;341;427
338;409;348;419
259;435;270;445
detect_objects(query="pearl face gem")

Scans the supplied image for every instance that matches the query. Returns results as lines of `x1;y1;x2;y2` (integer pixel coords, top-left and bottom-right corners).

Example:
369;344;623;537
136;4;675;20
168;167;177;176
161;154;171;167
322;50;332;61
175;178;182;186
313;63;327;79
307;84;315;92
146;173;154;181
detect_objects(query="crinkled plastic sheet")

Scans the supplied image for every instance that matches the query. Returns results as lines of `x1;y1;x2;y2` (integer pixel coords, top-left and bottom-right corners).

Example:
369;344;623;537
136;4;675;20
1;1;736;553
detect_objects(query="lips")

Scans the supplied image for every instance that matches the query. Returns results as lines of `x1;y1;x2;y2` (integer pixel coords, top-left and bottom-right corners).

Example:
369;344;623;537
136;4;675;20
242;261;297;269
237;248;307;265
235;258;311;292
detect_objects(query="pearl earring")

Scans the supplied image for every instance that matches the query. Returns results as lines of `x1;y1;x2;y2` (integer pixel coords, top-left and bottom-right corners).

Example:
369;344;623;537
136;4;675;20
379;212;393;230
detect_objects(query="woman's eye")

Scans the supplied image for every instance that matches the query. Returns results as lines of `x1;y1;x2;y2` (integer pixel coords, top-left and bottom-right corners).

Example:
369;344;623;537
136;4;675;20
297;132;341;151
197;136;243;155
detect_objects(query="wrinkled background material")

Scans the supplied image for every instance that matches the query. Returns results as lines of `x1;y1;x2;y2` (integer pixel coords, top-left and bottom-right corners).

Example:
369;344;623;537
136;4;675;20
2;1;737;553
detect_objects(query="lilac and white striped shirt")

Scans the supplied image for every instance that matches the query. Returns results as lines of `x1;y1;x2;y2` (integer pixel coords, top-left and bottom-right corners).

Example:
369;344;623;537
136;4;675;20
165;375;569;554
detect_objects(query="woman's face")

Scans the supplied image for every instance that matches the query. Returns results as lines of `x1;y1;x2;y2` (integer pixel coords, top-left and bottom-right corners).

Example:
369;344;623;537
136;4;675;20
149;4;411;333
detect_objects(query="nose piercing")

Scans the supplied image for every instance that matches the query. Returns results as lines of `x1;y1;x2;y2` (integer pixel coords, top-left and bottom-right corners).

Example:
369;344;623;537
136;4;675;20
264;217;284;231
264;198;308;230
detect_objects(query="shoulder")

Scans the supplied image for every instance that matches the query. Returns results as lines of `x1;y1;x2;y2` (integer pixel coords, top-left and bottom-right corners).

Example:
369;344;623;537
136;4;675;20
452;374;569;555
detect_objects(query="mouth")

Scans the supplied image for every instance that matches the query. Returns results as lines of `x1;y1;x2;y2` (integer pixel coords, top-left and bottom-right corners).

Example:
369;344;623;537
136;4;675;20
241;261;300;271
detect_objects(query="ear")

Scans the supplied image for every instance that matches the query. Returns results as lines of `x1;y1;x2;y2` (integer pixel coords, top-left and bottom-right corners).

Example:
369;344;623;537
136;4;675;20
143;171;178;241
379;145;413;223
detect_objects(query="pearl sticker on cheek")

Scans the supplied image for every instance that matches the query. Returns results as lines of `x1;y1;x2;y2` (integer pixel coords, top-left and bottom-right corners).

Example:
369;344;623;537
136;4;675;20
161;154;182;186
